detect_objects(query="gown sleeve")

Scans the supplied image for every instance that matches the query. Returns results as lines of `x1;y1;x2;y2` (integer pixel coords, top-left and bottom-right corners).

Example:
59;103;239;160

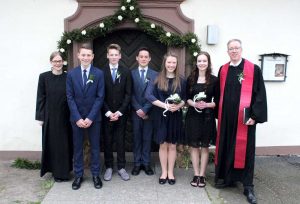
250;65;268;123
35;73;46;121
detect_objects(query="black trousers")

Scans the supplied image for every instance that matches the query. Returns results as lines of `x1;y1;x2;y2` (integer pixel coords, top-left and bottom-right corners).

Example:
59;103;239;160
103;115;127;170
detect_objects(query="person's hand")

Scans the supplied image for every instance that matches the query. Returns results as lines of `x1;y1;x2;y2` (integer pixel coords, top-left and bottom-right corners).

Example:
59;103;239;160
76;119;87;128
142;115;149;120
195;101;207;109
169;104;180;112
136;109;146;118
246;118;255;126
109;112;119;121
84;118;93;128
37;120;44;126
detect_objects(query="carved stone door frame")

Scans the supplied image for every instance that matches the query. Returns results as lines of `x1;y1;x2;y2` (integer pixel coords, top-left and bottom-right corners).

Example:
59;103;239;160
65;0;194;77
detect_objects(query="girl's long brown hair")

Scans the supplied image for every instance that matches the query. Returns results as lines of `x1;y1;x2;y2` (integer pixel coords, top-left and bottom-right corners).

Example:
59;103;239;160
156;52;181;93
188;51;212;93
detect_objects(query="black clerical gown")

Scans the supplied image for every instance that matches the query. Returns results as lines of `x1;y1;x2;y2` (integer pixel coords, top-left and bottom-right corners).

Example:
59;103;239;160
215;59;267;187
35;71;73;179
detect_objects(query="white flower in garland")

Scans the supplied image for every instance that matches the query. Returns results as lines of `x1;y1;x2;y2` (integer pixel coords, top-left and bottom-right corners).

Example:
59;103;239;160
121;6;126;11
99;22;105;28
191;38;196;43
135;18;139;23
66;39;72;44
166;32;171;37
118;15;123;21
81;30;86;35
130;6;134;10
59;48;65;53
150;23;155;29
193;52;198;57
126;0;131;3
63;61;68;66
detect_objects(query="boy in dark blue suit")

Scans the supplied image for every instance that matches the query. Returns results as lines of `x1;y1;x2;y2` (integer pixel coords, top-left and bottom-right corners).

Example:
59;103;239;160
66;44;105;190
131;47;158;176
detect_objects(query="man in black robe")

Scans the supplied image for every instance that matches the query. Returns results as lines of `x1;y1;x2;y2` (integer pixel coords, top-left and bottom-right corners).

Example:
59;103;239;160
215;39;267;204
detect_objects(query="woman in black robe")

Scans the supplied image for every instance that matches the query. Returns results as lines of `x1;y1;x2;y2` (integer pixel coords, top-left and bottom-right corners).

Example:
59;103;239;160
35;51;73;182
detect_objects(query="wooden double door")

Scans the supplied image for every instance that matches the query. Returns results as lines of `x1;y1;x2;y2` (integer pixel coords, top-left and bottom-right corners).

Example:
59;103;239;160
93;29;167;152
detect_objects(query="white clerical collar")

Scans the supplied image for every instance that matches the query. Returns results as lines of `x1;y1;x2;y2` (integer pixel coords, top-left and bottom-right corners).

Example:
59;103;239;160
230;59;242;67
109;63;119;69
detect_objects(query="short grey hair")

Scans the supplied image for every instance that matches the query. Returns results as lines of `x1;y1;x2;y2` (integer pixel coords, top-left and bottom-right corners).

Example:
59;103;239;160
227;39;242;49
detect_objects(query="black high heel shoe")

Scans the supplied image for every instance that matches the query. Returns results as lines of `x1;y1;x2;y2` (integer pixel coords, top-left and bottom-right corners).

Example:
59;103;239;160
168;178;176;185
159;176;168;184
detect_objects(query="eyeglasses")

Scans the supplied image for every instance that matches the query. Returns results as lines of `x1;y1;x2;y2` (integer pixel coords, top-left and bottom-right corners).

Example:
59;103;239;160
228;47;241;52
51;60;63;63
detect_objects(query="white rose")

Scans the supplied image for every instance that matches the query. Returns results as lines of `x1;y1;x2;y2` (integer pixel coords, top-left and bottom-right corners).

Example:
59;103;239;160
121;6;126;11
135;18;139;23
130;6;134;10
118;15;123;21
193;52;198;57
66;39;72;44
59;48;65;53
63;61;68;66
99;22;105;28
81;30;86;35
150;23;155;29
191;38;196;43
166;32;171;37
126;0;131;3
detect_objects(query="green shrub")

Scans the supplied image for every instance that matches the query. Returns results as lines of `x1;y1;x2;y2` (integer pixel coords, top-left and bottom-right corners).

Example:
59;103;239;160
11;158;41;170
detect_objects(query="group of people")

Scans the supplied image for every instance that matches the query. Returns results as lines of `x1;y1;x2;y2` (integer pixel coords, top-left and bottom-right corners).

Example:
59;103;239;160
35;39;267;204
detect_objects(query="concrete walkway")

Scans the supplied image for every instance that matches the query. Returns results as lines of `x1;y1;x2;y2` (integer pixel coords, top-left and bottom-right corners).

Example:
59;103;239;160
42;161;211;204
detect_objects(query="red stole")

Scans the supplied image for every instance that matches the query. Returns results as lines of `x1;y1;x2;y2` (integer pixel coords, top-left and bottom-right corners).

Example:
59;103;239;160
215;59;254;169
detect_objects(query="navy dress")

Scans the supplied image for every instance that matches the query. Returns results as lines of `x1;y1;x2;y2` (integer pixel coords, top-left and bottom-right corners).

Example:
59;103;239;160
146;77;186;144
185;75;218;148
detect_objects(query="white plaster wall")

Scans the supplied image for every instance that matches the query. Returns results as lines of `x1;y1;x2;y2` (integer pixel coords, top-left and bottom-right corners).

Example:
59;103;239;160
0;0;299;150
181;0;300;147
0;0;77;150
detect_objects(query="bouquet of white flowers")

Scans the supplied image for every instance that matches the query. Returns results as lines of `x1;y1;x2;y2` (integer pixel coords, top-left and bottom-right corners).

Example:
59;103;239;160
163;93;182;117
193;91;206;113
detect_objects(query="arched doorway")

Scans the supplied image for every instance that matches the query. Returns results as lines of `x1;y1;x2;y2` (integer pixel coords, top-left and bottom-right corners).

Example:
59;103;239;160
93;29;166;72
93;29;167;152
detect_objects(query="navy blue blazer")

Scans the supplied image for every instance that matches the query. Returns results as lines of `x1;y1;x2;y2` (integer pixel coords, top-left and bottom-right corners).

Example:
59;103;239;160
66;66;105;122
131;68;158;114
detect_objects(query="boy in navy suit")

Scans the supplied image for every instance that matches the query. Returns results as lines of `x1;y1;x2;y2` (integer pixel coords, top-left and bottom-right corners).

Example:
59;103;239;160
102;44;132;181
131;47;158;176
66;43;105;190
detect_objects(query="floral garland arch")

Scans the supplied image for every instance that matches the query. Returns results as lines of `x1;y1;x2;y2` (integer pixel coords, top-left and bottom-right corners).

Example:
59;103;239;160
57;0;201;66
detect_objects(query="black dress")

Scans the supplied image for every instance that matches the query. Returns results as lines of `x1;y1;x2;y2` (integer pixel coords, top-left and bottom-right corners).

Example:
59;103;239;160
146;78;186;144
185;75;218;147
35;71;73;179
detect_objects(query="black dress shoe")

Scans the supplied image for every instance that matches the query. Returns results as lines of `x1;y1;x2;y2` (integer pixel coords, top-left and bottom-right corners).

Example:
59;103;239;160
159;177;168;184
131;166;141;176
243;188;257;204
215;181;236;189
54;177;63;182
72;177;83;190
168;178;176;185
144;165;154;175
93;176;103;189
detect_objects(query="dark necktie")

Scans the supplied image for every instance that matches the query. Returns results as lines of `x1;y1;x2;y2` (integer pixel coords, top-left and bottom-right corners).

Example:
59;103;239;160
83;69;88;87
140;69;145;83
111;68;117;83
